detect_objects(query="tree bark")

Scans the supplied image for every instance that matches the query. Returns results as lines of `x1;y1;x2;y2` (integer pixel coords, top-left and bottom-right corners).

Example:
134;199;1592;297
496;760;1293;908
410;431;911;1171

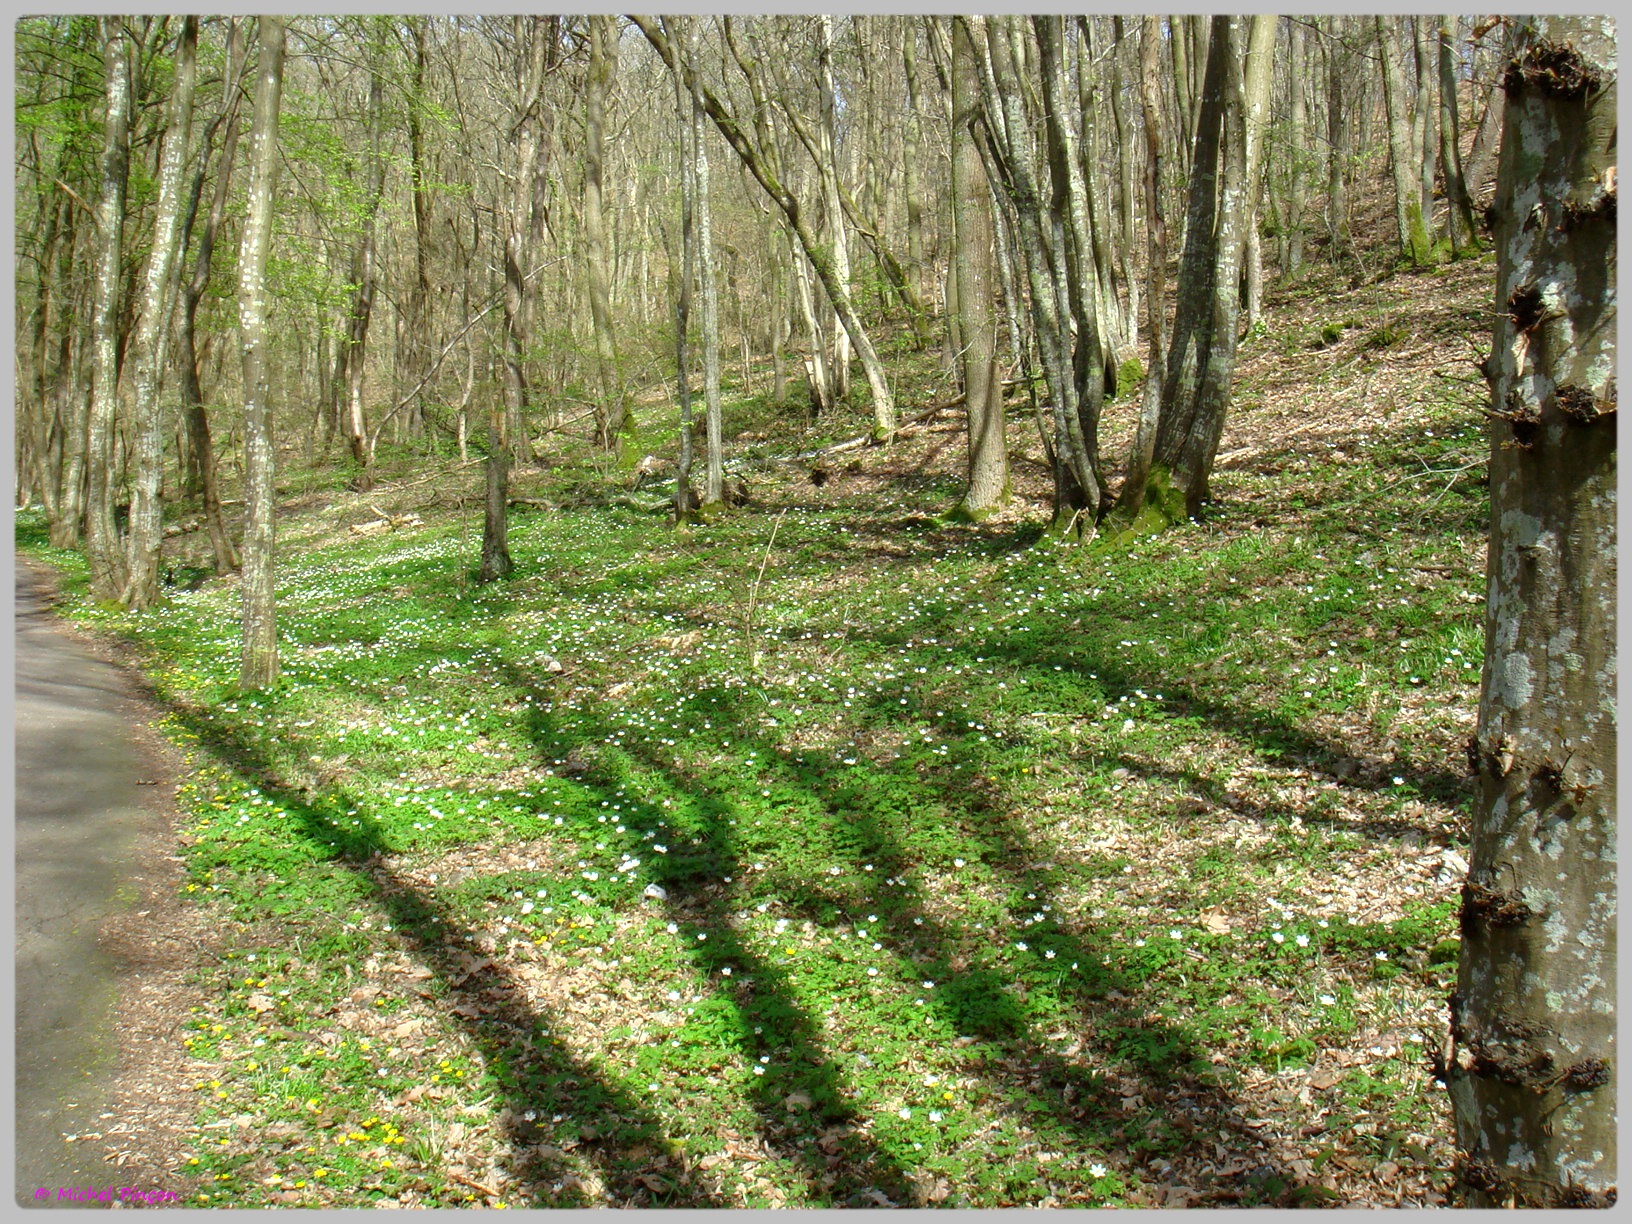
1437;15;1479;255
85;16;133;601
1448;17;1617;1207
1377;17;1435;267
237;15;285;689
121;16;197;610
1285;18;1308;276
177;17;244;575
1238;15;1277;336
1114;15;1171;526
585;14;630;451
684;20;726;512
950;16;1007;521
1147;15;1256;520
484;15;548;583
331;27;386;489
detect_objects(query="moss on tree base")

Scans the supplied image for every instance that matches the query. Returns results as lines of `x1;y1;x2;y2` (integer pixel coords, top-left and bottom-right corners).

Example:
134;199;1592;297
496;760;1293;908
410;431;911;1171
1095;466;1189;552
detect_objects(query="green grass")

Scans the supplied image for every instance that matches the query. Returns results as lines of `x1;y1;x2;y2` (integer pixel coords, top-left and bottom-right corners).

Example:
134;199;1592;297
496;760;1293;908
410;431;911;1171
15;260;1492;1208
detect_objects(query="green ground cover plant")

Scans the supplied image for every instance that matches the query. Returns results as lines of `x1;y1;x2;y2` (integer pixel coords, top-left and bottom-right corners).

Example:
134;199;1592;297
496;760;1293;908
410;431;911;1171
17;256;1492;1207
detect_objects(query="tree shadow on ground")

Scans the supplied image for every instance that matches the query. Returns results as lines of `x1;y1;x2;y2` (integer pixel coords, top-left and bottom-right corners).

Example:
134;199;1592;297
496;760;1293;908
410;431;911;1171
862;613;1470;820
160;702;728;1208
495;662;1318;1207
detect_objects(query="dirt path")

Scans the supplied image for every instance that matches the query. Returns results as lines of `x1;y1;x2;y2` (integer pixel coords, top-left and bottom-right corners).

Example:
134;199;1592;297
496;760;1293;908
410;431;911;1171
14;561;206;1208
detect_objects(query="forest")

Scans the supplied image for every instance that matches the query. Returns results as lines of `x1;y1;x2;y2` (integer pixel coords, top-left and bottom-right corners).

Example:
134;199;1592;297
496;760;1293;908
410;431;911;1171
12;12;1616;1209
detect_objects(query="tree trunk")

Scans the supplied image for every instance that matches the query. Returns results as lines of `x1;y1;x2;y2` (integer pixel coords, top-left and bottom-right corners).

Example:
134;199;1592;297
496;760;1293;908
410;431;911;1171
177;17;244;575
334;33;386;489
976;14;1099;529
634;17;897;443
1462;21;1515;208
1170;17;1192;181
1286;18;1308;276
1110;18;1140;357
1437;16;1479;255
815;16;853;406
1238;15;1277;336
1325;17;1353;262
121;16;197;610
1114;15;1171;527
1413;17;1438;242
685;21;725;513
585;14;629;451
1448;17;1617;1207
85;16;133;601
403;17;435;447
1377;17;1435;268
1075;19;1129;372
1148;15;1256;520
669;17;700;522
484;15;548;583
237;15;285;690
902;21;929;338
949;16;1007;521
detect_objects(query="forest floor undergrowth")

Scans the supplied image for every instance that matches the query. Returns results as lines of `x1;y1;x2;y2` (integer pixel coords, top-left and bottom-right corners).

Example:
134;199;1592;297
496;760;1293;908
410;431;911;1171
17;251;1498;1208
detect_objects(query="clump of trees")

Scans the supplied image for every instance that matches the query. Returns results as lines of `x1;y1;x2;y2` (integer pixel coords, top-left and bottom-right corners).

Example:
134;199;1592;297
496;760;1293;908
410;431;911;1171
17;16;1517;582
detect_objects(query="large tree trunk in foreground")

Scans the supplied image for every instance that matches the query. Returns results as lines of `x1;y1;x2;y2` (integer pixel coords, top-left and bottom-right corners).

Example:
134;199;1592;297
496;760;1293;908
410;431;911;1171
237;16;286;689
1447;15;1616;1208
122;16;197;610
